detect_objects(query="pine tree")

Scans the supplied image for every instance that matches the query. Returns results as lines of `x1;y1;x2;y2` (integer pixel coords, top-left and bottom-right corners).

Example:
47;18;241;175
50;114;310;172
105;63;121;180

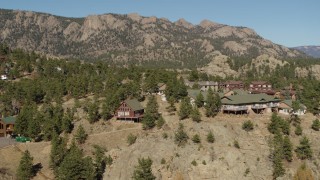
62;109;73;133
191;106;201;123
280;119;290;135
195;92;204;108
295;136;313;160
295;124;303;136
192;134;201;143
145;95;159;120
205;88;221;117
27;111;42;139
75;125;88;144
57;142;95;180
88;101;100;123
272;150;285;179
283;136;293;162
207;131;215;143
174;123;189;147
16;150;34;180
268;113;281;134
142;112;155;130
178;97;192;120
93;145;106;180
132;157;156;180
311;119;320;131
50;134;67;173
15;103;36;136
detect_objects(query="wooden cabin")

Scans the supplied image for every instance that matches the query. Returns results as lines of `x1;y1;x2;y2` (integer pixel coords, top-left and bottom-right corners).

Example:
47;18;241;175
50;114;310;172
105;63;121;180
219;81;244;92
0;116;16;137
278;100;306;116
116;99;144;122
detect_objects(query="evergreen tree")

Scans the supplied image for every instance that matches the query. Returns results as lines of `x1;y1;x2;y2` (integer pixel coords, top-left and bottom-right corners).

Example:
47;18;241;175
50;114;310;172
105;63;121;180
93;145;106;180
88;101;100;123
15;103;36;136
62;108;73;133
50;134;67;173
295;124;303;136
280;119;290;135
268;113;281;134
311;119;320;131
27;111;42;139
145;95;159;120
191;106;201;123
272;130;285;179
205;88;221;117
272;150;285;179
195;92;204;108
174;123;189;147
57;142;95;180
206;131;215;143
132;157;156;180
166;97;176;112
295;136;313;160
283;136;293;162
156;116;165;129
75;125;88;144
178;97;192;120
142;112;156;130
16;150;34;180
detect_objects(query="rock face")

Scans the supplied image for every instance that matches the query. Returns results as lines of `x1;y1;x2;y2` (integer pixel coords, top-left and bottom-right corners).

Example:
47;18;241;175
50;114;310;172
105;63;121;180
0;9;304;67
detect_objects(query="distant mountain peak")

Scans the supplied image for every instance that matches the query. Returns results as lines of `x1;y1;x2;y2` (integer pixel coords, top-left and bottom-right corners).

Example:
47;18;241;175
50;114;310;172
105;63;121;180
175;18;193;29
293;46;320;58
199;19;220;28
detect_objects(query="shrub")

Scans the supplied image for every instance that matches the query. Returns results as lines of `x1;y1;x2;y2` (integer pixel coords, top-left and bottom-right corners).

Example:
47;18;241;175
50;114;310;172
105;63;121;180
192;134;201;144
202;160;206;165
244;168;250;177
191;160;197;166
242;120;254;132
156;116;165;129
234;140;240;149
295;136;313;160
162;132;168;139
311;119;320;131
206;131;215;143
127;134;137;146
161;158;166;164
174;123;189;147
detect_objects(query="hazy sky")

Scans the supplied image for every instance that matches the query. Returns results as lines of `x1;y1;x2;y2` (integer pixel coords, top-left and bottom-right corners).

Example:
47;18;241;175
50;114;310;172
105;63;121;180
1;0;319;47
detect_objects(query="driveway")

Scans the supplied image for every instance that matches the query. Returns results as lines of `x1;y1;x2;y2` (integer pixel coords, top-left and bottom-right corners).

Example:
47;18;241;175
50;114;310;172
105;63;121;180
0;137;17;149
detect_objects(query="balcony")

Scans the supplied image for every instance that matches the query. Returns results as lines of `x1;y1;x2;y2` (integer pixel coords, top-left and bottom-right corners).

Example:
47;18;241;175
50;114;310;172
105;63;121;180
267;103;278;108
223;105;248;111
251;104;266;109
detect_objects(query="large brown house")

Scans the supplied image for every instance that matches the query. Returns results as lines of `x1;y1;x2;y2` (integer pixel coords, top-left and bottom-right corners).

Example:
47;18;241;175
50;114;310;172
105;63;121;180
0;116;16;137
249;81;274;95
116;99;144;122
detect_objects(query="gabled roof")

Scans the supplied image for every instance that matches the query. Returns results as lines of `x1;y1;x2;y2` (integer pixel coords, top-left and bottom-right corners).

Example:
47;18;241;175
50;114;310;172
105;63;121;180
222;81;244;85
2;116;16;124
221;94;279;105
124;99;144;111
187;89;208;101
198;81;218;86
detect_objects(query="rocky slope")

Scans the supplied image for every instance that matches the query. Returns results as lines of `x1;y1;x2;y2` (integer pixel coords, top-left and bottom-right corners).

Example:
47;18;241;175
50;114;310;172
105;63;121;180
0;9;303;67
294;46;320;58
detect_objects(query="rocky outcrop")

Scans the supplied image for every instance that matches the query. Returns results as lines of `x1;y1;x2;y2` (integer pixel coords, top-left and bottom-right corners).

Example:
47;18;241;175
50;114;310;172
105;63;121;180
0;9;304;67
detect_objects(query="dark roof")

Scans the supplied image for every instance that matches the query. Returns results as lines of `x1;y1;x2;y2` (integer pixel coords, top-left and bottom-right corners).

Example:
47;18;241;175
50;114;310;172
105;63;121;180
221;81;244;85
124;99;144;111
222;94;279;105
2;116;16;124
198;81;218;86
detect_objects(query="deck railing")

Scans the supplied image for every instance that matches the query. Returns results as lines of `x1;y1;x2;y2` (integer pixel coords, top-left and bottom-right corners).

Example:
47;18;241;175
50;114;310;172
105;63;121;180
223;105;248;111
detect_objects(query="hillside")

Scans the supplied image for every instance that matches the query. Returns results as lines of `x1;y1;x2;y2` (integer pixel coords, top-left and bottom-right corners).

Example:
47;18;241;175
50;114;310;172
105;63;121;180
0;9;304;68
294;46;320;58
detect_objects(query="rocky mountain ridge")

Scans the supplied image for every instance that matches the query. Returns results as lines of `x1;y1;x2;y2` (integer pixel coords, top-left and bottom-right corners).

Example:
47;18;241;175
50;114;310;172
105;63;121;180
0;9;304;68
293;46;320;58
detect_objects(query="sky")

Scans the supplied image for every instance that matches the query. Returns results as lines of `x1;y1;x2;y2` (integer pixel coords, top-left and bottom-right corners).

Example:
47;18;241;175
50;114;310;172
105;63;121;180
1;0;319;47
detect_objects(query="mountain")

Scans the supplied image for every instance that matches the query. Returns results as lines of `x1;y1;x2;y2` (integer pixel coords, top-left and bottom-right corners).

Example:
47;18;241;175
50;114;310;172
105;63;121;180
293;46;320;58
0;9;304;68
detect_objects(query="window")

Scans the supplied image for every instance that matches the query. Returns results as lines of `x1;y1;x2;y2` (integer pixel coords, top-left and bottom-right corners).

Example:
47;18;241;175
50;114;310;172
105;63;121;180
0;123;3;129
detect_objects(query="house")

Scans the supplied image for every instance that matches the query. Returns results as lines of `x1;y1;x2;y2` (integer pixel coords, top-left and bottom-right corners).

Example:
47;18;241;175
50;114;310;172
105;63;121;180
116;99;144;122
187;89;208;106
249;81;274;95
219;81;244;92
278;100;306;116
0;116;16;137
184;80;219;91
221;94;280;114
